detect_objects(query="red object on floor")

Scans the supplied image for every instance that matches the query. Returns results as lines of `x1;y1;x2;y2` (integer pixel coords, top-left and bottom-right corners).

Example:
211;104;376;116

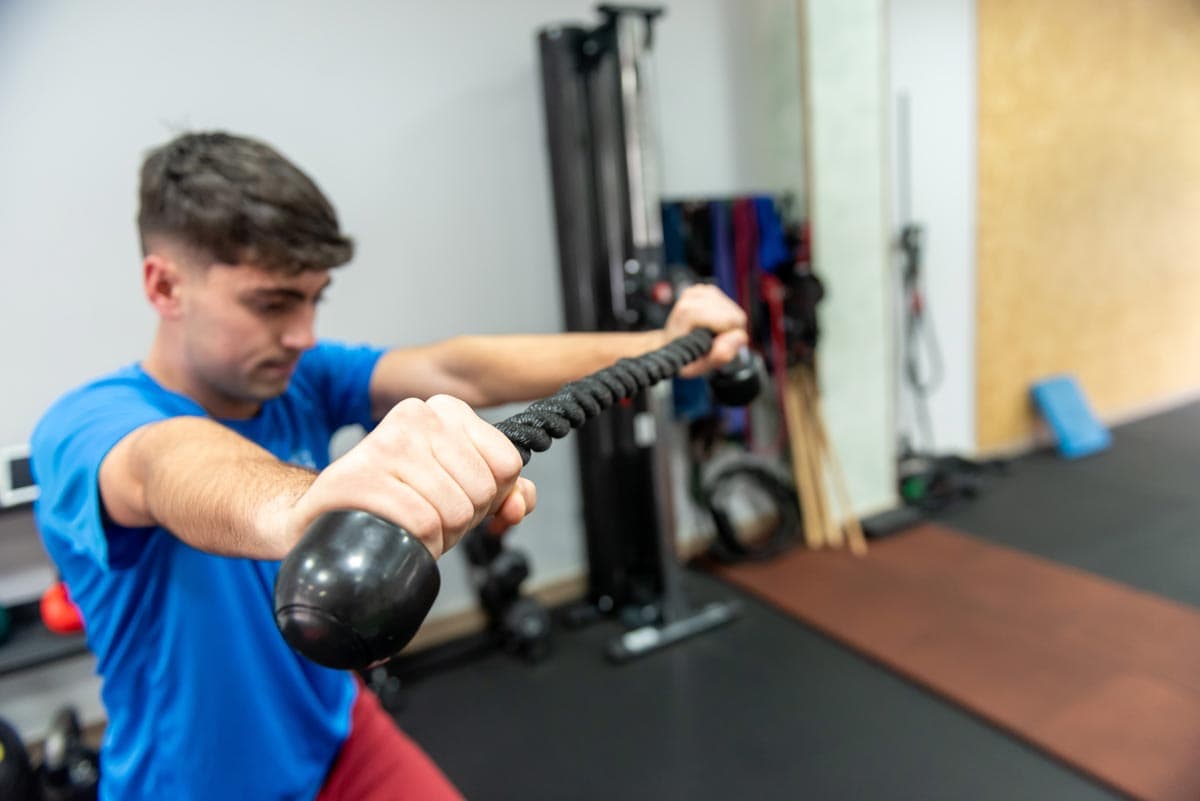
714;523;1200;801
40;581;85;634
317;679;464;801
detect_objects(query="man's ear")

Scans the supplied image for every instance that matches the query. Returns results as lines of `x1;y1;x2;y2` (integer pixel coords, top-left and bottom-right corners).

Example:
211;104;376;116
143;254;187;319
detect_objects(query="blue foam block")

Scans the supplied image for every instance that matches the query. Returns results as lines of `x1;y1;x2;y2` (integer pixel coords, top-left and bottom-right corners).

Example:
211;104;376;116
1029;375;1111;459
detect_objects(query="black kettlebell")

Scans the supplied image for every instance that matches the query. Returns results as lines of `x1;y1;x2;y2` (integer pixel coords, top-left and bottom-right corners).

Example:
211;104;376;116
708;346;760;406
0;717;39;801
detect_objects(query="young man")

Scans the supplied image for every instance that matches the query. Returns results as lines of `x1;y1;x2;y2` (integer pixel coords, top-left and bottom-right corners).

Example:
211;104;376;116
31;132;748;800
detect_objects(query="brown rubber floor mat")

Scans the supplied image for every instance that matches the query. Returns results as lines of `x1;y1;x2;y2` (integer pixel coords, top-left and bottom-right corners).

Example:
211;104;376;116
713;523;1200;801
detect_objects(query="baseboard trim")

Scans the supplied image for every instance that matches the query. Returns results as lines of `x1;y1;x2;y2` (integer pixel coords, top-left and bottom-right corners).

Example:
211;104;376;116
1104;385;1200;429
403;573;587;654
978;385;1200;460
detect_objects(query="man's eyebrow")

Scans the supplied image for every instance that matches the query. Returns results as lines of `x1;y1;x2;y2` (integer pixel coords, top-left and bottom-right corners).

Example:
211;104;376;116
242;279;333;301
244;288;305;300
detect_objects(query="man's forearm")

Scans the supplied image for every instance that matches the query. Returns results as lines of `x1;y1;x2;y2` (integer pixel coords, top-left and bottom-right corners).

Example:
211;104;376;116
369;284;747;416
119;418;316;560
432;330;668;407
369;331;670;414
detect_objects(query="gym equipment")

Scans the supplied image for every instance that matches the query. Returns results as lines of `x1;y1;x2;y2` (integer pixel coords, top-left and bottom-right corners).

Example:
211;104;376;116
39;706;98;801
778;361;868;554
274;330;758;670
890;219;1006;515
898;451;1007;513
538;5;747;660
700;460;798;564
1030;374;1111;459
40;582;84;636
707;347;760;407
897;222;944;455
859;505;923;539
538;6;675;630
0;716;39;801
462;524;552;661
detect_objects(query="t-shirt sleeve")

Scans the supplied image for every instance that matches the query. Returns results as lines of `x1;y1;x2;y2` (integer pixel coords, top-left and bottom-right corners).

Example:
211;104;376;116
31;382;177;569
295;340;387;429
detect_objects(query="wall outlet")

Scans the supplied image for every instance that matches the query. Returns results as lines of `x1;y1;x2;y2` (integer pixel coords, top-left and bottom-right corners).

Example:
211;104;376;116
0;443;38;508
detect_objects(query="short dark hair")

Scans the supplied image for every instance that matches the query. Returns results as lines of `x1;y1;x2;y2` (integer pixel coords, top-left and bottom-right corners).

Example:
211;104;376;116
137;132;354;273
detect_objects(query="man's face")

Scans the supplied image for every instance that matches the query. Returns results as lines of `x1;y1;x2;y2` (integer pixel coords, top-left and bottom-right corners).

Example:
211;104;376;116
177;263;330;411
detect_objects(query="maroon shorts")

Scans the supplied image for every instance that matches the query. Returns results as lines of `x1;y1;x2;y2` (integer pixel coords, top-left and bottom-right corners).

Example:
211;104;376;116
317;680;464;801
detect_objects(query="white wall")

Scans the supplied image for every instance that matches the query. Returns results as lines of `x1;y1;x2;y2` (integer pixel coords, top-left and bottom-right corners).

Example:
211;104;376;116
667;0;808;200
803;0;896;515
887;0;977;454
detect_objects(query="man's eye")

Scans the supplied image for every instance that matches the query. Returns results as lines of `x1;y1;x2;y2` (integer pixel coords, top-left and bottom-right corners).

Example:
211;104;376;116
254;302;289;315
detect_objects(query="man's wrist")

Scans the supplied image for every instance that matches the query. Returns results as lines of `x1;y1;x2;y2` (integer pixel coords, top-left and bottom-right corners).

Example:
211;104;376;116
259;467;319;560
644;328;672;352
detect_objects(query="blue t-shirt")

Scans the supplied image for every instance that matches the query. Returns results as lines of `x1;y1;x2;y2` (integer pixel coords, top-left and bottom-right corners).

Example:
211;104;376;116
31;340;386;801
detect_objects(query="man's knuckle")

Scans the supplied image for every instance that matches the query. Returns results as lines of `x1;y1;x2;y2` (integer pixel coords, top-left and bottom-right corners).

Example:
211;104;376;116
495;445;523;480
444;495;475;531
406;503;442;540
428;394;468;413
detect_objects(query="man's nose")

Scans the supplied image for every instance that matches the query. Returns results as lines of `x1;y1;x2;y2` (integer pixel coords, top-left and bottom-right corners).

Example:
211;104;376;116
281;308;317;351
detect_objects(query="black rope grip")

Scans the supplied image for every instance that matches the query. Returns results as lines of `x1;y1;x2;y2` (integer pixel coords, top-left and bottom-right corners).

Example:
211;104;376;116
495;328;714;464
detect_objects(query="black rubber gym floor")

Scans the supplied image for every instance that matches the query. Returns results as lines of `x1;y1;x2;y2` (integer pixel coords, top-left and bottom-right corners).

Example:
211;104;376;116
390;403;1200;801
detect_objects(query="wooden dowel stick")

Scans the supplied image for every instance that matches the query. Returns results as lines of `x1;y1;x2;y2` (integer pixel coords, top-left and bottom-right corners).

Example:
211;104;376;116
798;366;840;548
781;367;823;548
790;367;835;548
800;366;869;556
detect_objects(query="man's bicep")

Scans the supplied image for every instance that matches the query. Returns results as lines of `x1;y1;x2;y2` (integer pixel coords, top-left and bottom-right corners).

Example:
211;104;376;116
98;417;255;530
97;420;164;529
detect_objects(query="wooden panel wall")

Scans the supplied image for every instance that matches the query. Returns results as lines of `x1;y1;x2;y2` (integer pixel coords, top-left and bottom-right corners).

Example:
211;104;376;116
977;0;1200;449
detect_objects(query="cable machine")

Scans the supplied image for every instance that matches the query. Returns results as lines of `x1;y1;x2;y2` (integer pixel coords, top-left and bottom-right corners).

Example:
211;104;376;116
537;5;740;660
